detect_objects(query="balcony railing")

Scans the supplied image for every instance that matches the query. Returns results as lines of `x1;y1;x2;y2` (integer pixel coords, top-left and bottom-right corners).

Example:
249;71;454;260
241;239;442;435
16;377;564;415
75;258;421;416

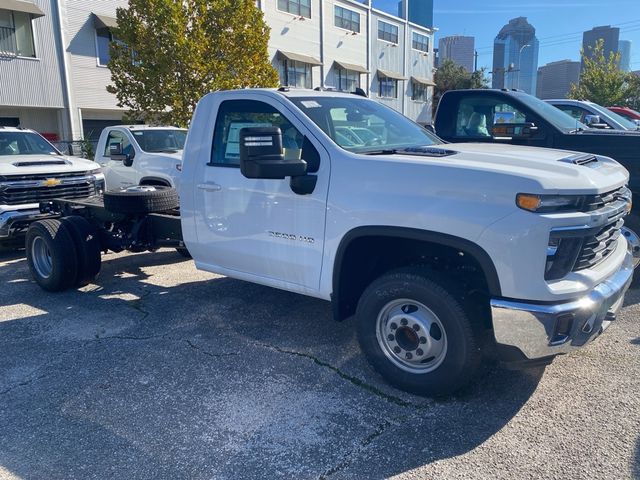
0;26;17;57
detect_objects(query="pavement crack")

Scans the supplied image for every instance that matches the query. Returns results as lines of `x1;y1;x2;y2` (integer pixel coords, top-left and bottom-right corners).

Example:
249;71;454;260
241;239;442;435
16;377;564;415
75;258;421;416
253;342;420;408
184;339;239;358
126;290;151;320
319;416;402;479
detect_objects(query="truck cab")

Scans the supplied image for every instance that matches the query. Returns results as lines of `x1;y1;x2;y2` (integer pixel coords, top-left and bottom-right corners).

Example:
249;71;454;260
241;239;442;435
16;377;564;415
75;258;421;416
95;125;187;191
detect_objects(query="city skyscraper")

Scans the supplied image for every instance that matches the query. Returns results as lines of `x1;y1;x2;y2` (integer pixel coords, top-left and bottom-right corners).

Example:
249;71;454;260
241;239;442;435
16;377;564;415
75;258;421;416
536;60;581;99
397;0;433;29
438;36;475;72
492;17;540;95
582;25;620;67
619;40;632;71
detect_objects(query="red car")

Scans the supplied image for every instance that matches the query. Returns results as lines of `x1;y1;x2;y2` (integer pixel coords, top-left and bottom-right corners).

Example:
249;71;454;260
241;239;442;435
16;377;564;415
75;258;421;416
608;106;640;123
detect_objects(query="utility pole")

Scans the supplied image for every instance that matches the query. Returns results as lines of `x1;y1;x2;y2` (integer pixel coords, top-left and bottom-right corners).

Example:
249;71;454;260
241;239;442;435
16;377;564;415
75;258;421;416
474;50;478;72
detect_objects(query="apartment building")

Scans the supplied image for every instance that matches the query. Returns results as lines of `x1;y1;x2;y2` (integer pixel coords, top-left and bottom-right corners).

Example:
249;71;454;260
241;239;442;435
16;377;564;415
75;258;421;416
258;0;435;124
0;0;128;143
0;0;435;143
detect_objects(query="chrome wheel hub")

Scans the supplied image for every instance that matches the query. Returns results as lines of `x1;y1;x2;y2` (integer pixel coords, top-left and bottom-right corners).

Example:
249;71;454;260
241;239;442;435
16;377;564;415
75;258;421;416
376;299;447;373
31;236;53;279
622;226;640;269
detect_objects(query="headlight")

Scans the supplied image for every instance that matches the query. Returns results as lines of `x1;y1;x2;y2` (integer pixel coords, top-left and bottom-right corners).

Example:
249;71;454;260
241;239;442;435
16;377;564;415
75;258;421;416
516;193;585;213
89;167;103;175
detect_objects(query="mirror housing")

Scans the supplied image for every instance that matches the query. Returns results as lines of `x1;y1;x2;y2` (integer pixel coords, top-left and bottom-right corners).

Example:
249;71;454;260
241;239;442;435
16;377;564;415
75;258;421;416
584;115;608;129
239;127;307;179
110;143;134;166
491;122;538;139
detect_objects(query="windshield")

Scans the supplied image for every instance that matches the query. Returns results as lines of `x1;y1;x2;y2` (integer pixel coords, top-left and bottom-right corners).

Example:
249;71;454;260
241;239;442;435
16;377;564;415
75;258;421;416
515;93;588;131
290;96;441;153
588;103;639;130
131;129;187;153
0;131;60;156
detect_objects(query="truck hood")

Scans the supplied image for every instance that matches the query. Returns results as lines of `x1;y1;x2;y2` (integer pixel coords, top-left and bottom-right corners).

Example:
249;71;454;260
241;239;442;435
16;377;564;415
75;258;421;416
380;143;629;194
0;154;99;176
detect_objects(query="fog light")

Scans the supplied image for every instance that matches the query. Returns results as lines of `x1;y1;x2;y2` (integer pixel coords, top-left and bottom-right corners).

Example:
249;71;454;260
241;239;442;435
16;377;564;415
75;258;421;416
551;313;574;344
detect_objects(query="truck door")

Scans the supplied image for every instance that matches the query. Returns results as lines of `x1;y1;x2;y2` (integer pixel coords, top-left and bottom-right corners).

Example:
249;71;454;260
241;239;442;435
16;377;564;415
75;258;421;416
97;130;137;190
192;96;329;292
446;94;551;148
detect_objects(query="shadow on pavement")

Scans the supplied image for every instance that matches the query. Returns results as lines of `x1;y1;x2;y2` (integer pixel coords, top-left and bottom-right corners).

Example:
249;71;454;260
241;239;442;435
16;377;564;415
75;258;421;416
0;250;543;479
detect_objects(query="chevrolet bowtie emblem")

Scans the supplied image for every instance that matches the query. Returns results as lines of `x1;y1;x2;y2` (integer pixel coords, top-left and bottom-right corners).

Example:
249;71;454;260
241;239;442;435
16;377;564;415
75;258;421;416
43;178;61;187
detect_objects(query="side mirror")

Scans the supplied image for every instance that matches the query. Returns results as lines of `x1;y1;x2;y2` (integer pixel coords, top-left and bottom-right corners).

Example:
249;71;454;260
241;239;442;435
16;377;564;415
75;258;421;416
584;115;608;129
239;127;307;179
491;122;538;139
110;142;134;166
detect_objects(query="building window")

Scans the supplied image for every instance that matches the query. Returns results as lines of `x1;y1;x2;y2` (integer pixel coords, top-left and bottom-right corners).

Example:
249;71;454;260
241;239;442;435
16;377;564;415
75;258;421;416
378;21;398;44
337;67;360;92
277;0;311;18
96;27;114;65
412;81;428;102
412;32;429;53
379;77;397;98
334;6;360;33
0;9;36;57
284;60;312;89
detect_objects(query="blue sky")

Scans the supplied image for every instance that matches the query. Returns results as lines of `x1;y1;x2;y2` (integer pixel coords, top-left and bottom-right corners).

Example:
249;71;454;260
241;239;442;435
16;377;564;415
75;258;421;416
372;0;640;71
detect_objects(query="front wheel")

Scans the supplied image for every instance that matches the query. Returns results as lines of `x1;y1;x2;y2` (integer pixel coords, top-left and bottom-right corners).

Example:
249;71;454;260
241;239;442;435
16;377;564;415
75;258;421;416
356;268;481;397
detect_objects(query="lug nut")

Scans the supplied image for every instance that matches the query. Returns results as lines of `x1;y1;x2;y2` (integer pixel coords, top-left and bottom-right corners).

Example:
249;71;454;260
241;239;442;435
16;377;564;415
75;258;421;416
416;349;424;356
387;334;395;341
420;337;427;344
405;352;413;359
413;324;420;331
390;322;397;330
401;318;408;326
393;346;401;354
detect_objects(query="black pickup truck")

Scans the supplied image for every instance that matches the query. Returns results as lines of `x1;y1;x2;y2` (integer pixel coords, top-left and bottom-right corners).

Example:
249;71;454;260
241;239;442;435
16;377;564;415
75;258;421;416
433;89;640;231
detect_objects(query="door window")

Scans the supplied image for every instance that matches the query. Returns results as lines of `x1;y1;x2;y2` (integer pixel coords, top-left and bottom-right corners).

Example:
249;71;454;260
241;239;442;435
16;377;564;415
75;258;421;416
104;131;132;157
211;100;305;167
554;105;588;123
454;97;532;138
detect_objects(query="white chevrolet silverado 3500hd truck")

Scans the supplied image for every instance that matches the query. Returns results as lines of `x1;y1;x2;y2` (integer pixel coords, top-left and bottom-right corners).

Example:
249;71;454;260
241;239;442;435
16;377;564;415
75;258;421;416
24;89;634;396
0;127;104;246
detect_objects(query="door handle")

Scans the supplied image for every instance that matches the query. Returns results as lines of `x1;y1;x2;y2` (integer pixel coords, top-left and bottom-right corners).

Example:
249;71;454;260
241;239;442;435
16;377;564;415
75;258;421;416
197;182;222;192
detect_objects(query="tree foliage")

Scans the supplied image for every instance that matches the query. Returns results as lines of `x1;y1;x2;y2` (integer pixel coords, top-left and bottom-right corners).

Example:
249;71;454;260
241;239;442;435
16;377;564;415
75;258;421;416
107;0;279;126
569;39;635;107
433;60;487;113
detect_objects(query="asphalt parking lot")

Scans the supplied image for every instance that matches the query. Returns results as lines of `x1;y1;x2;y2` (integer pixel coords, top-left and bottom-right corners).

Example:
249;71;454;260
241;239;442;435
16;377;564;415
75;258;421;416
0;248;639;480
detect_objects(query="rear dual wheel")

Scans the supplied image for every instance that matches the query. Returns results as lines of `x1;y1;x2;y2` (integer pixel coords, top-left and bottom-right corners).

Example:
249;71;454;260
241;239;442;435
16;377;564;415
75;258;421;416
26;217;101;292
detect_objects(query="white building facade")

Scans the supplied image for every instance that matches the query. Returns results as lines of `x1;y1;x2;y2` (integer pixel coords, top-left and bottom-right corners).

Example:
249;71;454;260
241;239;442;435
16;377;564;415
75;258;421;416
258;0;436;125
0;0;435;144
0;0;128;145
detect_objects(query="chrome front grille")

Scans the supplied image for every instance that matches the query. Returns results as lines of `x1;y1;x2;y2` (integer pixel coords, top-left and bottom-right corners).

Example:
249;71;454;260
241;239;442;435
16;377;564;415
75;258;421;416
0;173;101;206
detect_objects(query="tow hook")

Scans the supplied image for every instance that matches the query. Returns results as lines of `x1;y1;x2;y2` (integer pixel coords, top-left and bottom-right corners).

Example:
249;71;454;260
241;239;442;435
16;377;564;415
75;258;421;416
622;226;640;269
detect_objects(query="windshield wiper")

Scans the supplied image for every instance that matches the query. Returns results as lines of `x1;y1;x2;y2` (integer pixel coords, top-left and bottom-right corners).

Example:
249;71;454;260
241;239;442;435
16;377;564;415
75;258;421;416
360;149;399;155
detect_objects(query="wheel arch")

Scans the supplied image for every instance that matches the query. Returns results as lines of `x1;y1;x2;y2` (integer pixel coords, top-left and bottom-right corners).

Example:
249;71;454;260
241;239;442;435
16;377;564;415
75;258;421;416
140;176;172;187
331;226;502;321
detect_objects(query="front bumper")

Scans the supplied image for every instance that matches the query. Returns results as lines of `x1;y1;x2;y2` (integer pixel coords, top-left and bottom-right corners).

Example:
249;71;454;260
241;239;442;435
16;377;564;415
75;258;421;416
490;250;634;361
0;209;52;238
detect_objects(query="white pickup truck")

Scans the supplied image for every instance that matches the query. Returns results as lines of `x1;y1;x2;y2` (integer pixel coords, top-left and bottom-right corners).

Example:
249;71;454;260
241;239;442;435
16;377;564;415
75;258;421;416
0;127;104;245
24;89;634;396
94;125;187;190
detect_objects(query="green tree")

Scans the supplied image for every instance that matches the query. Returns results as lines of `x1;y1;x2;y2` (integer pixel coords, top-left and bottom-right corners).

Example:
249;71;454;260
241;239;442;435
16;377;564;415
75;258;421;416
570;39;630;106
433;60;487;114
107;0;279;126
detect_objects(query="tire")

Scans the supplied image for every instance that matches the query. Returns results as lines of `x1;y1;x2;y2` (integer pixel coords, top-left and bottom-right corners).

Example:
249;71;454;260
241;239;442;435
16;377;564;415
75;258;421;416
356;268;481;397
176;247;191;258
60;216;102;287
25;219;78;292
104;186;179;215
